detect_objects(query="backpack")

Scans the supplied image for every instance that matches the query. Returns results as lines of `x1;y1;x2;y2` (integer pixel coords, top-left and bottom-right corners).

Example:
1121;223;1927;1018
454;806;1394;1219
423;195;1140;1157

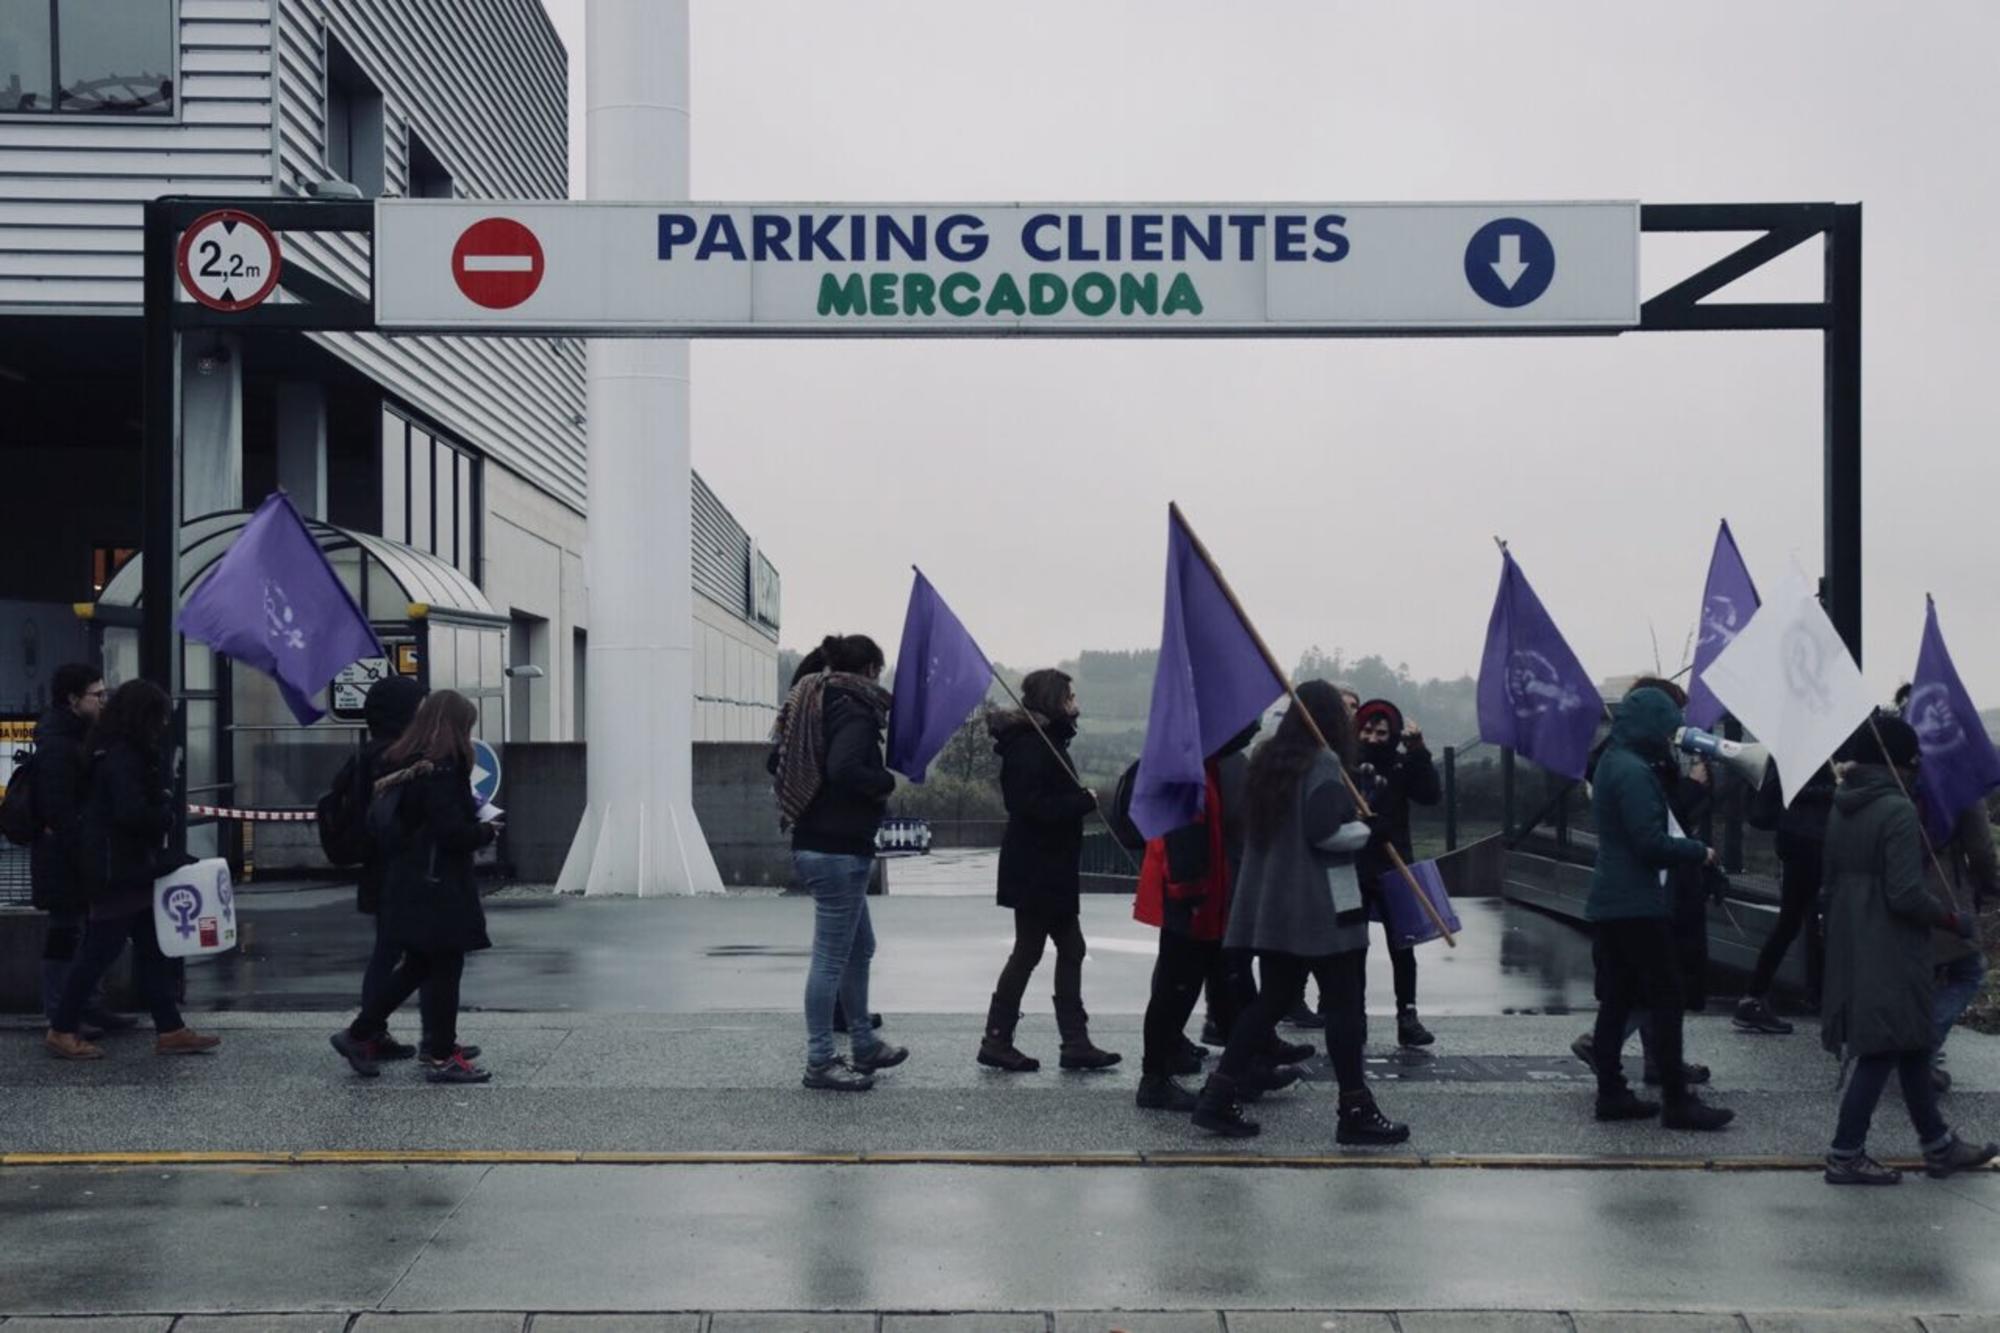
0;752;35;846
1106;759;1148;851
315;753;372;866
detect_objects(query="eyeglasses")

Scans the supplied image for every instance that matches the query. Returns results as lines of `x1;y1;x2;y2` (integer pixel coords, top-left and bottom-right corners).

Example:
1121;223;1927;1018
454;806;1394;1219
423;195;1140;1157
83;689;108;700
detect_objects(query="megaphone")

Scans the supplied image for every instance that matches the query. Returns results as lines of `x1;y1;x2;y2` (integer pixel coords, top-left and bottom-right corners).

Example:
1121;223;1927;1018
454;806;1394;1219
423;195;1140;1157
1675;727;1772;787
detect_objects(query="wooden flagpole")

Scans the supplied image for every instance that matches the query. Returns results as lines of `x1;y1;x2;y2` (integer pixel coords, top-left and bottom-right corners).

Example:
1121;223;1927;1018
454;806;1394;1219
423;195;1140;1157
1171;503;1456;947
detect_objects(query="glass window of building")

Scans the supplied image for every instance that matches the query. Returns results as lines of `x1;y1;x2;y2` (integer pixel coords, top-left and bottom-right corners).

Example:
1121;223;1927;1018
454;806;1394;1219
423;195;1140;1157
1;0;171;114
408;129;453;198
0;1;53;111
380;407;407;543
324;33;383;196
381;404;480;576
407;429;433;553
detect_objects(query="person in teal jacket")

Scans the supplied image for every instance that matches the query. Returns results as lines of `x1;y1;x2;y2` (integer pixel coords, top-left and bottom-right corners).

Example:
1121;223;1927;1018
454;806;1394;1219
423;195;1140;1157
1585;687;1733;1131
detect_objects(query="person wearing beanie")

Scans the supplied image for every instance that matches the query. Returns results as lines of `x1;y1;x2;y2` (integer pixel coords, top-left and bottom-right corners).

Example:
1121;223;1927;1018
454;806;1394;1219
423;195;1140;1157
1353;699;1442;1048
1820;713;1998;1184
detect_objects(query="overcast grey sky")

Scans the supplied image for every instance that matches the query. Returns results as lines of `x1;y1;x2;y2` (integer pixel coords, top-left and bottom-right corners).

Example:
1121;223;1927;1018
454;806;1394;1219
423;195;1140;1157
540;1;2000;711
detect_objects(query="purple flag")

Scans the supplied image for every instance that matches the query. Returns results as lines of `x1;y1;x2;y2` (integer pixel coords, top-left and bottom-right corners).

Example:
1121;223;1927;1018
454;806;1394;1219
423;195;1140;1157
1685;519;1760;731
1907;597;2000;840
885;568;993;782
1476;551;1604;781
177;492;383;725
1130;507;1286;840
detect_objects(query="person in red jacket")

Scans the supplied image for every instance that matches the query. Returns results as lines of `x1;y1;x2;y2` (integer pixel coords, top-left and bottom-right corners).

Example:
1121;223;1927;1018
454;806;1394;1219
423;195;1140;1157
1132;722;1310;1110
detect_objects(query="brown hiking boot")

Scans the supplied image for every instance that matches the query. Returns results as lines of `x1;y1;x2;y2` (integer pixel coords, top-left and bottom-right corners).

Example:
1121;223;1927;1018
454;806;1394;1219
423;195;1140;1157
156;1027;221;1055
45;1029;104;1061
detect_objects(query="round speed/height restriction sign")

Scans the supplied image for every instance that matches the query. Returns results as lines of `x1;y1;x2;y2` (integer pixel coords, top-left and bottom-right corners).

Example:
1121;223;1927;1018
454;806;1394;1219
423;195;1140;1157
175;209;283;312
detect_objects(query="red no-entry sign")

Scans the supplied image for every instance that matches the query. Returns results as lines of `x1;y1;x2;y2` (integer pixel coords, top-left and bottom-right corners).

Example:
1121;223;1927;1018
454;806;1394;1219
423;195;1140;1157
451;218;544;309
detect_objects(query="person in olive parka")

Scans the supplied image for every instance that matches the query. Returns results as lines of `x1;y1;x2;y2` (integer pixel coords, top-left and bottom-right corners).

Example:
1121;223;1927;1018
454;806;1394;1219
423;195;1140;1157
1584;686;1732;1131
978;668;1120;1072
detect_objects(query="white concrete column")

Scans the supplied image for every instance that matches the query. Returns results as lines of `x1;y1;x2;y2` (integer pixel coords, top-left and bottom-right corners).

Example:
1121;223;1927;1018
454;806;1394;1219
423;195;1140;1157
274;381;328;520
558;0;723;896
181;332;241;519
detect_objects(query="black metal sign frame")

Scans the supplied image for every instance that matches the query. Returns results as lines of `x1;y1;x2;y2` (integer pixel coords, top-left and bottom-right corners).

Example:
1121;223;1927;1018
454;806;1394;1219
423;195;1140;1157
140;193;1863;743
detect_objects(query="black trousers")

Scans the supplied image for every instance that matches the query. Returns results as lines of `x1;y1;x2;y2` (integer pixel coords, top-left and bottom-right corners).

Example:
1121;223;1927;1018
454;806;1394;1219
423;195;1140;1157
52;909;183;1035
993;907;1086;1010
1143;932;1241;1074
1591;918;1688;1102
1388;944;1417;1011
1749;834;1824;1001
353;948;465;1060
1220;950;1367;1095
1833;1050;1949;1155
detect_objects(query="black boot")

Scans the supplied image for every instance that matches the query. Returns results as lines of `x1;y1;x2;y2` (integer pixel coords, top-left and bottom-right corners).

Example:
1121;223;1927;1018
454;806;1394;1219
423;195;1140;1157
1201;1013;1228;1046
1396;1007;1434;1048
1267;1034;1315;1066
976;993;1040;1073
1136;1072;1198;1112
1191;1073;1260;1138
1054;997;1121;1071
1335;1089;1411;1145
1239;1061;1303;1103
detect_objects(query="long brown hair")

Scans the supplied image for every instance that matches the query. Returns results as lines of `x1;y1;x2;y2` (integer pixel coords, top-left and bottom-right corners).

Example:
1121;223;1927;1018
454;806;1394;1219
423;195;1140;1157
1244;679;1354;849
383;689;478;771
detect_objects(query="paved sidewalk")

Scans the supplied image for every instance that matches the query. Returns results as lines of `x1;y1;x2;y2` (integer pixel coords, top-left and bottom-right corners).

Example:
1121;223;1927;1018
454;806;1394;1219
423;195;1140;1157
6;1010;1997;1162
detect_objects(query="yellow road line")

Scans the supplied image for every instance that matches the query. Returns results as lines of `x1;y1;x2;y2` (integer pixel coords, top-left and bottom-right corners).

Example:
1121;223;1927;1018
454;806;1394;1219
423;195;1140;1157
2;1149;1953;1172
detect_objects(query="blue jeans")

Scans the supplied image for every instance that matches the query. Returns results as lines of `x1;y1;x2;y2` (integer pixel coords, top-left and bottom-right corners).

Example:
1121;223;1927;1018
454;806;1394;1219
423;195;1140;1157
796;851;884;1068
1935;951;1988;1054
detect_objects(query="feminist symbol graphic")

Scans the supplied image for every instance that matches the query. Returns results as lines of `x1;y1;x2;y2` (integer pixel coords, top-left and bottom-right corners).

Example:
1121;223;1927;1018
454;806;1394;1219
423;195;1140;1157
162;884;204;940
1700;594;1746;651
264;580;306;651
1909;682;1964;755
1504;650;1585;720
1781;624;1834;717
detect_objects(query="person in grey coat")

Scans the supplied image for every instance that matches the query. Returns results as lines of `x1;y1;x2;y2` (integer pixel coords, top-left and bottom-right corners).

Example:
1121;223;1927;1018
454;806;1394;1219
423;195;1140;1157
1820;715;1997;1185
1190;680;1408;1145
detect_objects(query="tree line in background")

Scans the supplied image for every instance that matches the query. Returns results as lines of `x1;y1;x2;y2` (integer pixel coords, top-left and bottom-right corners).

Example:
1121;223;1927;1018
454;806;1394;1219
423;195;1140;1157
778;644;1493;834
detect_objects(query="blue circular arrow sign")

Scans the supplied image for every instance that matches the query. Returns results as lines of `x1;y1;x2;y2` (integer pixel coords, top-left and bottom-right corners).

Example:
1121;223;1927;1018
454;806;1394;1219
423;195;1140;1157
1464;217;1555;308
470;738;502;806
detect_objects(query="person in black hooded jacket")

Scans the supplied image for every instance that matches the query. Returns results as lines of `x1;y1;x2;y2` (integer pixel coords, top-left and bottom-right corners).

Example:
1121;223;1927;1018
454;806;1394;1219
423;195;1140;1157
47;680;221;1060
1353;698;1442;1048
978;668;1120;1073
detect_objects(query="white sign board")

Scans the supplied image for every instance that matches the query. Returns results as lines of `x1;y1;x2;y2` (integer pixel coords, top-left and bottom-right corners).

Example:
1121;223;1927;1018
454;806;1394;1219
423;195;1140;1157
331;656;390;716
376;201;1639;336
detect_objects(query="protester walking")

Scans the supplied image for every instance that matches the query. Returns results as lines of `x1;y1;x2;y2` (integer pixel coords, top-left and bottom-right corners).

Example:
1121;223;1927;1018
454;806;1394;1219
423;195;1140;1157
46;680;220;1060
24;663;135;1038
1194;680;1407;1143
772;634;909;1092
1734;762;1835;1033
1130;721;1305;1110
1819;716;1997;1184
1353;698;1441;1048
330;691;498;1083
1571;678;1717;1091
318;675;453;1065
1584;687;1731;1130
978;669;1121;1073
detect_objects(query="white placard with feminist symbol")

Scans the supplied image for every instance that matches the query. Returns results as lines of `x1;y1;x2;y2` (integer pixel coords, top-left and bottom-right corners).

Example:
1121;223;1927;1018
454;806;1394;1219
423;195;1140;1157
1700;568;1874;806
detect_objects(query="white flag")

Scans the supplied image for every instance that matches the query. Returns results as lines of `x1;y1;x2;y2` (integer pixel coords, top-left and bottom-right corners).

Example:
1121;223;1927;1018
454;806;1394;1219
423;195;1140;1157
1700;569;1873;806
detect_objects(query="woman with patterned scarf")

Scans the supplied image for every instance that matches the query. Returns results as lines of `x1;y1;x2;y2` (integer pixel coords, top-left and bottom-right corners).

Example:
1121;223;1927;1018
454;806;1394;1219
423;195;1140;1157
770;633;909;1091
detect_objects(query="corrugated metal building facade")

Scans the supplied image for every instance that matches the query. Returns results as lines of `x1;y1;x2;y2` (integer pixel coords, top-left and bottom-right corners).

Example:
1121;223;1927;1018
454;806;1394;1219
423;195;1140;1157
0;0;781;769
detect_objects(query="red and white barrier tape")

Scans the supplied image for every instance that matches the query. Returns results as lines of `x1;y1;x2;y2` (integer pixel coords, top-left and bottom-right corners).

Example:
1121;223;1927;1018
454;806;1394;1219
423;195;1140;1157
186;804;316;823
